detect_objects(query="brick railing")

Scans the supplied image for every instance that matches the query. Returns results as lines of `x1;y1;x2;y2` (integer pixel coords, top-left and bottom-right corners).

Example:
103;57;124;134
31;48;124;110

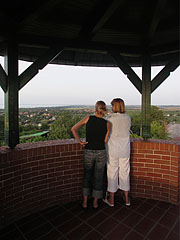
0;139;179;227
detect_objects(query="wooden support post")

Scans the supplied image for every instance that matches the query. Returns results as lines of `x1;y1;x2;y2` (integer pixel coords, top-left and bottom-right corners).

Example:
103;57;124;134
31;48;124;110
4;40;19;148
141;53;151;139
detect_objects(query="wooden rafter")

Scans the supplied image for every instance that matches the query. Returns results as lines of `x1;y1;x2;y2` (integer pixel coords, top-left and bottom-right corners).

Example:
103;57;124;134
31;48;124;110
79;0;125;40
147;0;168;42
151;55;180;93
0;64;7;92
19;46;64;90
18;0;65;27
109;51;142;93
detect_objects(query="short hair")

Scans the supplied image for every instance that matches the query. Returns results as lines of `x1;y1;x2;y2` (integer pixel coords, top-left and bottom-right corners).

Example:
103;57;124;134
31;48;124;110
95;100;107;117
111;98;125;113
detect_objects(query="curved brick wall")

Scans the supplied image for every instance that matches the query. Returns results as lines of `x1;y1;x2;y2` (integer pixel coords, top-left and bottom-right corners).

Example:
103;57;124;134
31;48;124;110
0;139;179;227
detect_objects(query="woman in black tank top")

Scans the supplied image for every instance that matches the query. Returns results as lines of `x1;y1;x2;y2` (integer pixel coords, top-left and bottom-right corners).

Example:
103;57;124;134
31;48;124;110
72;101;111;209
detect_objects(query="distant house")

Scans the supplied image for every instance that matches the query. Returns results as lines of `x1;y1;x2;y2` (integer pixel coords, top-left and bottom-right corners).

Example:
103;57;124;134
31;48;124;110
167;123;180;140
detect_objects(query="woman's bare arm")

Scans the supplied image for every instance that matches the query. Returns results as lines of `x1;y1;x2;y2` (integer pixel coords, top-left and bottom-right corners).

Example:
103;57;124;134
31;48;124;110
71;115;89;147
104;121;111;143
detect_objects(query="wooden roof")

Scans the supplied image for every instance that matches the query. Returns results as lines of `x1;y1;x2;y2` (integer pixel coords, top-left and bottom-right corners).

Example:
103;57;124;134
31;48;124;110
0;0;179;67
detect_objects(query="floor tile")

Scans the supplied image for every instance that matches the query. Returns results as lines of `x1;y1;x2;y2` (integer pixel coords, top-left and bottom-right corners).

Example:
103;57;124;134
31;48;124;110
146;206;165;221
165;231;179;240
38;230;63;240
134;217;155;236
135;201;155;216
124;230;145;240
106;223;131;240
112;206;132;222
58;216;83;234
25;222;53;240
49;211;74;227
159;211;178;229
147;224;169;240
81;230;104;240
95;217;119;235
17;215;48;234
87;211;108;227
66;223;92;240
0;229;23;240
122;212;142;228
171;218;179;236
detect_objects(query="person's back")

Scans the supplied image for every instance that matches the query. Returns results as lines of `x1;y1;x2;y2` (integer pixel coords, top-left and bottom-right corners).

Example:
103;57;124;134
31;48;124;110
108;113;131;139
85;116;107;150
106;112;131;158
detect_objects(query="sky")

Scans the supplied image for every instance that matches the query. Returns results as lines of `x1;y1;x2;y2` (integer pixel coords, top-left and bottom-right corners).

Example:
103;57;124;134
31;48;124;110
0;56;179;108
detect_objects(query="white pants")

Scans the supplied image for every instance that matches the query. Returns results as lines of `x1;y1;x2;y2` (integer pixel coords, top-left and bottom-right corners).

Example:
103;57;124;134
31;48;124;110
107;156;130;192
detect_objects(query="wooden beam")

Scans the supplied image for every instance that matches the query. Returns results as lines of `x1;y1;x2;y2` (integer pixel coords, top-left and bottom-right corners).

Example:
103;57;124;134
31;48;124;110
19;47;64;90
18;35;142;56
4;40;19;148
0;64;7;92
109;51;142;93
141;53;151;139
151;56;179;93
79;0;125;39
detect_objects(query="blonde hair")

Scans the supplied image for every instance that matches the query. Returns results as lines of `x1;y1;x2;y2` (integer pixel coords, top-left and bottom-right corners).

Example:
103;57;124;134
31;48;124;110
111;98;125;113
95;100;107;117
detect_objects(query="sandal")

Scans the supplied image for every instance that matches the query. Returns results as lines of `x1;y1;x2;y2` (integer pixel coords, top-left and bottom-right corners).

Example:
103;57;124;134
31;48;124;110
103;198;114;207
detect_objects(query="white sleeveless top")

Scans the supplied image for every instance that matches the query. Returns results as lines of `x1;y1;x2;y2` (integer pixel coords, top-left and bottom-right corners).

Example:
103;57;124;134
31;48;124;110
106;113;131;158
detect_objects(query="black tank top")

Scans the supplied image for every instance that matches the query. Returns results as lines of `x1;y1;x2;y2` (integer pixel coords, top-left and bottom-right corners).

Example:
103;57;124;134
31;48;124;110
85;116;107;150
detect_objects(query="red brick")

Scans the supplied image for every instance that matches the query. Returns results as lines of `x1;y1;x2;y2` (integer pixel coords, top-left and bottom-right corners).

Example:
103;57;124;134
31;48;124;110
147;172;162;178
160;144;169;151
138;149;153;154
146;154;162;159
154;159;170;165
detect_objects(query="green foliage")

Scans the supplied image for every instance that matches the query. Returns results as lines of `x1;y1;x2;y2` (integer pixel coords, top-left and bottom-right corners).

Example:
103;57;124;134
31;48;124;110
49;111;86;140
40;120;49;130
20;136;48;143
130;113;141;136
150;106;165;121
130;106;167;139
151;121;168;139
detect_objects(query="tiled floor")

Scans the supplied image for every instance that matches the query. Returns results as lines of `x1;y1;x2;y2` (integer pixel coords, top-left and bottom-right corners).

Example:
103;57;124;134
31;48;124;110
0;196;179;240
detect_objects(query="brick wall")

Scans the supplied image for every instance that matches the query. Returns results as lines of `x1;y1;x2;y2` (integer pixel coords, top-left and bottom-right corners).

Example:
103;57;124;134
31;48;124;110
0;139;179;227
130;139;180;205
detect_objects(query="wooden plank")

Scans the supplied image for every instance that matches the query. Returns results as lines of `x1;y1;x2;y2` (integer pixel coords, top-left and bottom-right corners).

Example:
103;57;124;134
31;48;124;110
109;51;142;93
19;47;64;90
151;56;179;93
0;64;7;92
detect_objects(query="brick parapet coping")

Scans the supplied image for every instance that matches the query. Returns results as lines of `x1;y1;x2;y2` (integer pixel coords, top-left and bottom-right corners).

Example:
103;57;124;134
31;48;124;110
0;138;179;227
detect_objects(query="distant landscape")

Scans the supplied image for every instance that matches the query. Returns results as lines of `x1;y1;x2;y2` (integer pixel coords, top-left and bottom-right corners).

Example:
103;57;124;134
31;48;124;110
0;105;180;145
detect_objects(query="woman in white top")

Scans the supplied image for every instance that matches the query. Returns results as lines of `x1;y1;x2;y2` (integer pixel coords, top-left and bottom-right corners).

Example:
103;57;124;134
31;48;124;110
104;98;131;207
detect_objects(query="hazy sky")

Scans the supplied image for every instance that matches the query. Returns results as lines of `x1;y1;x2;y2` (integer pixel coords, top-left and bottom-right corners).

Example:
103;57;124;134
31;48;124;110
0;56;179;108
